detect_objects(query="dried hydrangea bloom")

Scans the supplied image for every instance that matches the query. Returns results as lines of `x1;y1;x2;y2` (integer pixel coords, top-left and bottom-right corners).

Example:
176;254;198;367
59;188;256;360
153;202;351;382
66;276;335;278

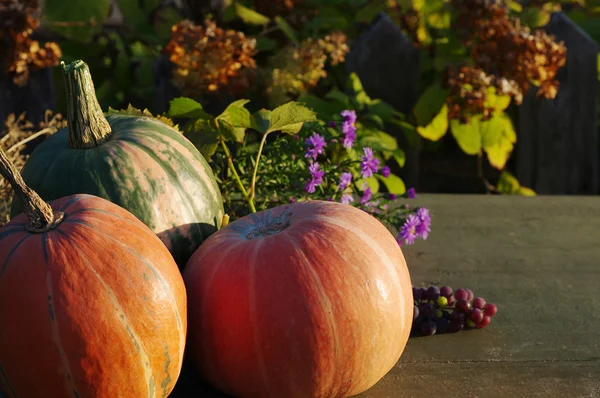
163;19;257;97
269;31;349;102
1;0;62;86
443;0;567;122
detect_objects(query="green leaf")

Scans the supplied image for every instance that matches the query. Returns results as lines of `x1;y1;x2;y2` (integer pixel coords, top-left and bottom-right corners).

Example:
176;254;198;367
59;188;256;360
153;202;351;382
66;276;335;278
450;118;482;155
117;0;160;41
356;3;387;23
359;130;398;152
217;99;253;128
168;98;213;120
413;81;449;126
268;102;317;134
519;7;551;28
368;100;398;122
185;120;219;159
217;119;246;143
256;37;278;52
297;94;347;119
275;16;299;45
427;10;451;29
325;89;352;105
483;114;516;170
304;16;349;32
235;3;270;25
252;110;272;134
496;171;521;194
393;148;406;168
485;87;512;111
417;104;449;141
347;73;365;95
356;176;380;194
376;174;406;195
518;186;536;196
42;0;111;42
480;114;506;149
153;6;184;42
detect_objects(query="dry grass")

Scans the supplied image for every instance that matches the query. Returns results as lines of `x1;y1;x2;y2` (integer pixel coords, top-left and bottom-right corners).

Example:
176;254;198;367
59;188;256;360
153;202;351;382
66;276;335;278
0;111;65;227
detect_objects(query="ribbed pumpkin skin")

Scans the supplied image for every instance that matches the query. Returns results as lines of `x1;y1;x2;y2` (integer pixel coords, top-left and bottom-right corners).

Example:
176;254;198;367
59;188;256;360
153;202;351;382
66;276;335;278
0;194;187;397
11;115;224;267
184;200;413;398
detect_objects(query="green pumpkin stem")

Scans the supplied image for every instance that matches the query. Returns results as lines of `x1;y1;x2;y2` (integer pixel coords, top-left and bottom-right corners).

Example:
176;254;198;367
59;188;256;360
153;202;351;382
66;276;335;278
62;60;112;149
0;149;63;232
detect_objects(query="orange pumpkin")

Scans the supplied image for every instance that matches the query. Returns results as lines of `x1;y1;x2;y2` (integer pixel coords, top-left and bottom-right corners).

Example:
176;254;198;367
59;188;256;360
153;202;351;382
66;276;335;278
184;200;413;398
0;150;187;397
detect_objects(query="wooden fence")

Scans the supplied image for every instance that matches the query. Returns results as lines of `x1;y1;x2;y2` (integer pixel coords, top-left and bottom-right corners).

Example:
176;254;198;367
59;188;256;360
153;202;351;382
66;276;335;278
2;10;598;195
346;11;599;195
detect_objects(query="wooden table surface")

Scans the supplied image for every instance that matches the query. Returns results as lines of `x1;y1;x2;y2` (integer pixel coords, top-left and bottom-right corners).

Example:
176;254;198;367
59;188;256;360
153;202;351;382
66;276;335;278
2;195;598;397
170;194;600;398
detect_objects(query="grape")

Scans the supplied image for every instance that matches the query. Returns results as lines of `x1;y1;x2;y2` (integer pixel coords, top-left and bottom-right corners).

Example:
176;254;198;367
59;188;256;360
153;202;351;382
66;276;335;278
448;322;464;333
466;289;474;301
436;317;450;333
472;297;486;309
435;310;444;319
419;303;435;318
436;296;448;308
455;288;469;301
476;316;491;329
450;311;464;324
466;319;476;328
413;287;423;301
426;286;441;300
455;299;471;313
469;308;484;323
446;295;456;306
413;305;419;322
440;285;453;298
484;303;498;317
420;320;437;336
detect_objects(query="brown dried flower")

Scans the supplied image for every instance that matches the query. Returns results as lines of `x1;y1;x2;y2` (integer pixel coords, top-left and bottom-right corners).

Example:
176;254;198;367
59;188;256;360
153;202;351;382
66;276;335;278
163;19;257;97
0;0;62;86
445;0;567;122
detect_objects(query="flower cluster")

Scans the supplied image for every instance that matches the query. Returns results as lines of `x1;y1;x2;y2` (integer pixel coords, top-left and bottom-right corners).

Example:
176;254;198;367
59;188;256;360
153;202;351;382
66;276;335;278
296;110;431;246
444;0;567;122
269;31;349;103
163;19;257;97
0;0;62;86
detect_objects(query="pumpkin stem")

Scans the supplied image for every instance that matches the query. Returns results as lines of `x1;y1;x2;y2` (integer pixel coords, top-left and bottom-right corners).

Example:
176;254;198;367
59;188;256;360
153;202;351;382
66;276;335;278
62;60;112;149
0;149;63;232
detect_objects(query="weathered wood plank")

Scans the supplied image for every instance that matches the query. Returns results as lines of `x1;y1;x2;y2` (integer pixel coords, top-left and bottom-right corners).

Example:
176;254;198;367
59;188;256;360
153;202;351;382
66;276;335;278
516;11;599;194
0;68;55;125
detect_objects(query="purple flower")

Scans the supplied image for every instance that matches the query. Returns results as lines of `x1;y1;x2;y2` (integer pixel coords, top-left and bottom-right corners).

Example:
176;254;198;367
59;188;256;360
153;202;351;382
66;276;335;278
400;214;420;245
289;197;296;203
388;193;397;201
407;187;416;199
360;186;373;204
328;121;337;128
338;172;353;191
360;147;380;178
416;207;431;239
304;162;325;193
340;193;354;204
381;166;390;178
305;133;326;160
341;110;357;148
341;110;357;124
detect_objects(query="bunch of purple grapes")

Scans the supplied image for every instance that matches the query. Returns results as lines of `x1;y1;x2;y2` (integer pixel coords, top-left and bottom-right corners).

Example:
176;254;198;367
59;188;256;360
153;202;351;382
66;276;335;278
411;285;498;337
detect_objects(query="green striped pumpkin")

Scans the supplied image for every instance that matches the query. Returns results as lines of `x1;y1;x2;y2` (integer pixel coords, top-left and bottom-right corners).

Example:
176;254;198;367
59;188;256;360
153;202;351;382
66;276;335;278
11;60;224;268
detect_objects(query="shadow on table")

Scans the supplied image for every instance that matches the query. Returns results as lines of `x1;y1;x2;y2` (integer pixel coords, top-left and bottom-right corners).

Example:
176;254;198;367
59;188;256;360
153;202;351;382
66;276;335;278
170;359;232;398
